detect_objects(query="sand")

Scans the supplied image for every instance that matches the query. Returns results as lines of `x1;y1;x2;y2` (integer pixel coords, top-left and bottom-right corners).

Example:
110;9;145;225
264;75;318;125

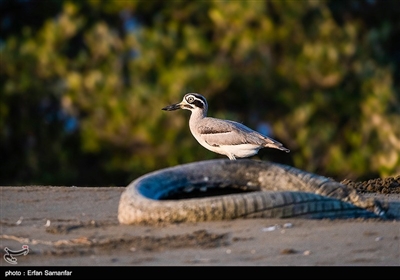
1;186;399;267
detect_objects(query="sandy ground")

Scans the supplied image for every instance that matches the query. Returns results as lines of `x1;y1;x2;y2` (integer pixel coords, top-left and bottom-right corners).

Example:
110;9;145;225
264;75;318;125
1;186;399;267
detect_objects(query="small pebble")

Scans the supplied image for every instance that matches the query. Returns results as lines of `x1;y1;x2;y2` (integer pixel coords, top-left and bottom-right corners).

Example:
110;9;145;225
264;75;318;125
16;216;23;225
283;223;293;228
281;248;297;254
262;225;278;232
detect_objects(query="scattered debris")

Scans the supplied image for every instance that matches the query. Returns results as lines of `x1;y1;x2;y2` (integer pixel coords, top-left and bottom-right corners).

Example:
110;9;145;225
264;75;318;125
341;176;400;194
281;248;297;254
262;223;294;232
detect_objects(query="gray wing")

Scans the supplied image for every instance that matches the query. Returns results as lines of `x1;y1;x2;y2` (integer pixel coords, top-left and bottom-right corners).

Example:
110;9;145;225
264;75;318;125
197;118;278;147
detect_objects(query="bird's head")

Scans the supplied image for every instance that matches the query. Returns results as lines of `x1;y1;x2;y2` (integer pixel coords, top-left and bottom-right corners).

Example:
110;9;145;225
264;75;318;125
162;93;208;113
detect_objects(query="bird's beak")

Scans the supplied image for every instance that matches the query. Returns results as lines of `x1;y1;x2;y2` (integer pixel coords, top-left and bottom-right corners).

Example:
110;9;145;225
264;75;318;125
162;102;182;111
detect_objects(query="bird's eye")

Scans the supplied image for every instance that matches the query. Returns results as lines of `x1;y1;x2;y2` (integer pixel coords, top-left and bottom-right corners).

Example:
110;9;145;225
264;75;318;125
187;96;194;103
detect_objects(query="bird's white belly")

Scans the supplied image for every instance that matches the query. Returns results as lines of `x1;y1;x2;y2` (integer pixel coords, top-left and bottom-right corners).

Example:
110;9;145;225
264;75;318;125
218;144;261;158
195;136;260;158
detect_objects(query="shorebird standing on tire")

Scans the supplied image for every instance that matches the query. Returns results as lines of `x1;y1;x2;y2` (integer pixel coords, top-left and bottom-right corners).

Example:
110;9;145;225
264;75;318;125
162;93;290;160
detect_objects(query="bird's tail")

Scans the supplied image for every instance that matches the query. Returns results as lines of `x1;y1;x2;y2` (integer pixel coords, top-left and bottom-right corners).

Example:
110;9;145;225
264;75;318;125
264;139;290;153
277;145;290;153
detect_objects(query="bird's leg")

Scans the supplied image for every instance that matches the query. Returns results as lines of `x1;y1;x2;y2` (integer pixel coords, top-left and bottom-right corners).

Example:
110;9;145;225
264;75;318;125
228;154;236;160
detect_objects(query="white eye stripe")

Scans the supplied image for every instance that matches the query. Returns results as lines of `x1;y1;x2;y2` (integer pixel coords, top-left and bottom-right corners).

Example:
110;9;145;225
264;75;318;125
184;93;207;109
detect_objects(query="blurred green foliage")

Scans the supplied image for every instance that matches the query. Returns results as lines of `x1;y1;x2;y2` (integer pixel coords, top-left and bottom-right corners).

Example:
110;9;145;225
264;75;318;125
1;0;399;185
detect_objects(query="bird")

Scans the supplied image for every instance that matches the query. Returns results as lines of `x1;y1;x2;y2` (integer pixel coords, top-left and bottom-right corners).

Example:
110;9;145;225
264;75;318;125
162;93;290;160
